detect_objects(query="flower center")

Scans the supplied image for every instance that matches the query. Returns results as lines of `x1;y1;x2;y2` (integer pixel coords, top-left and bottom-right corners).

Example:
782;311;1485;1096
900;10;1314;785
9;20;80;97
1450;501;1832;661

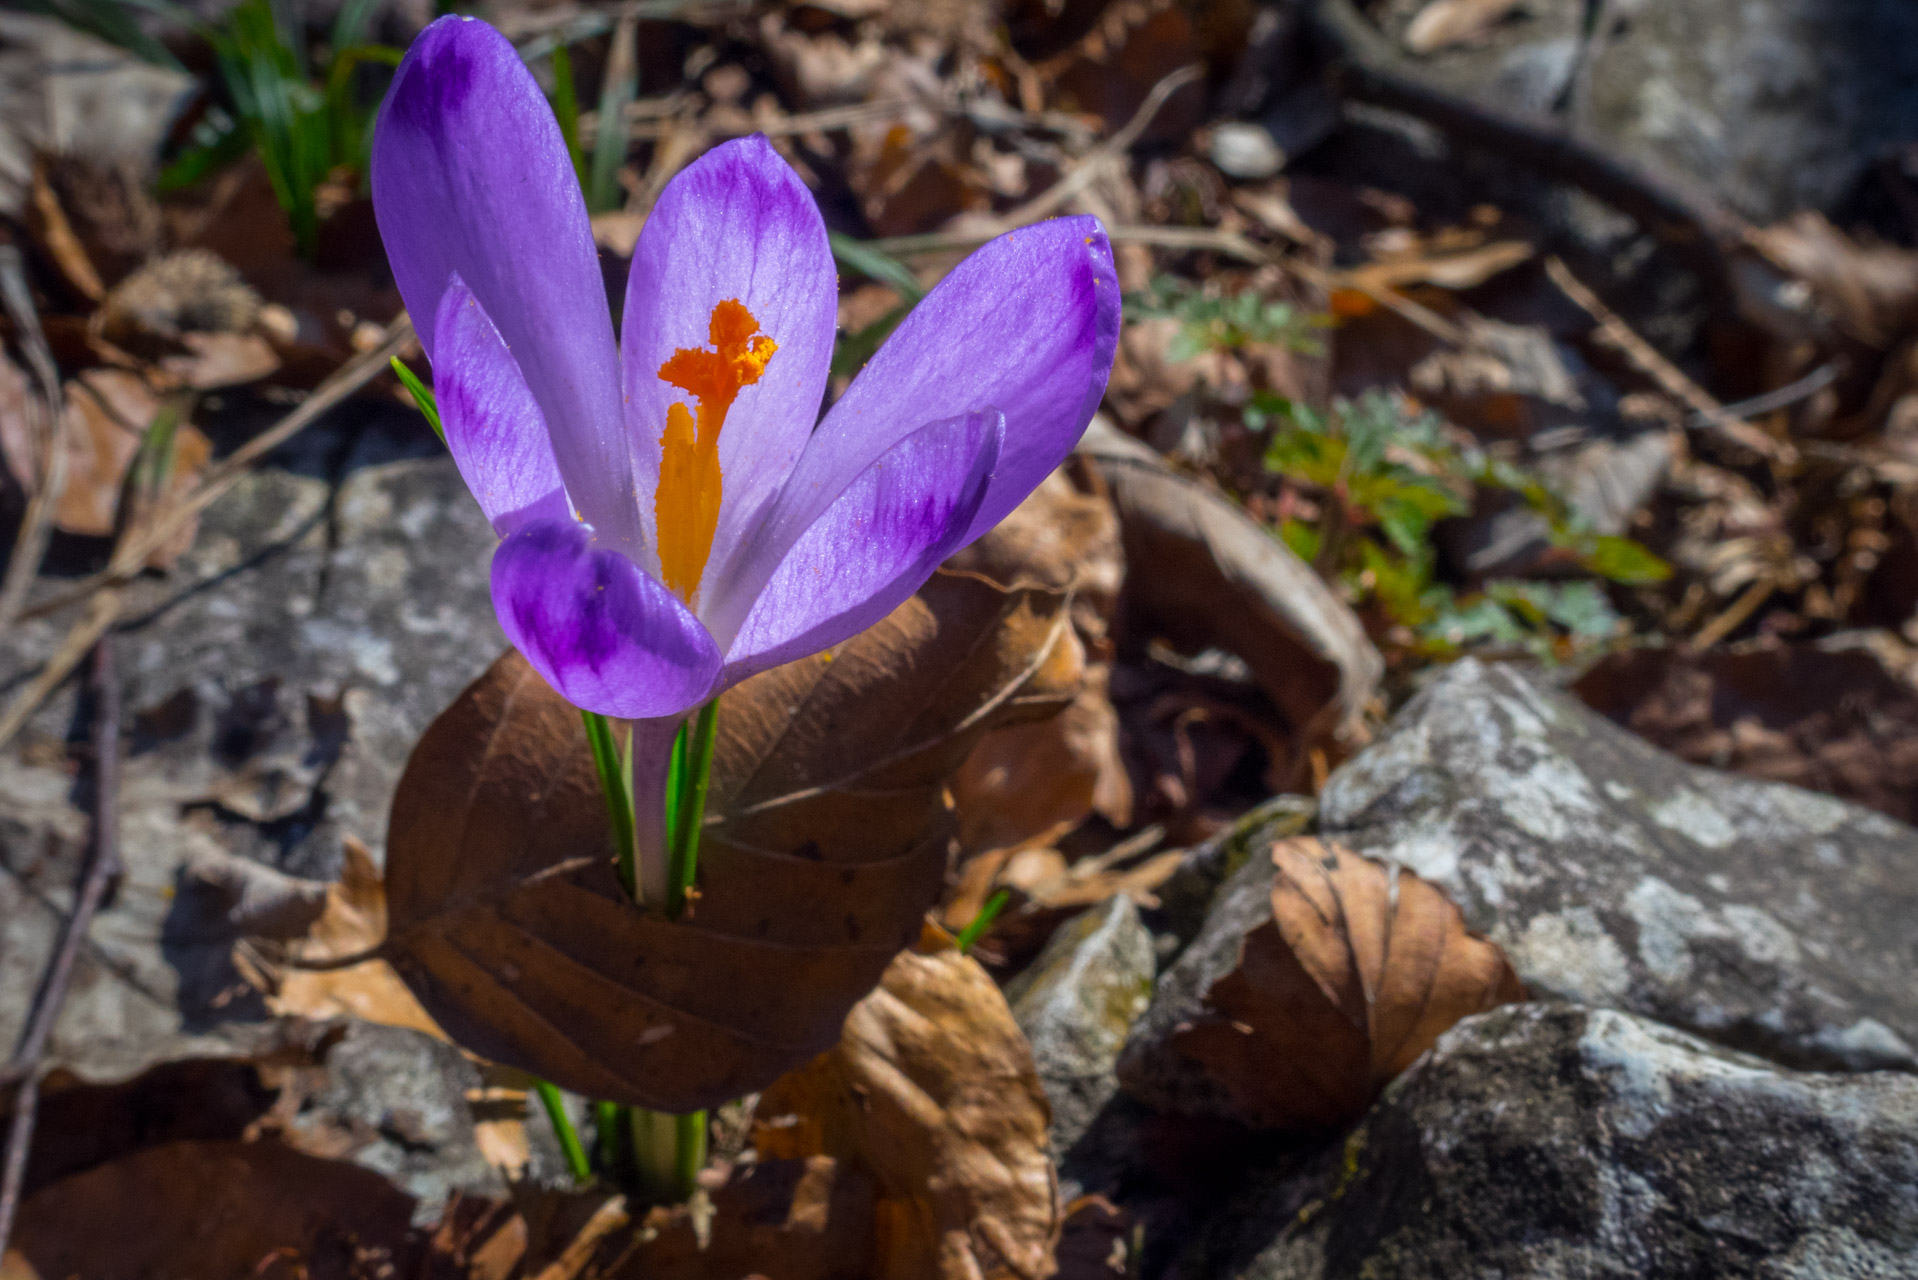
654;299;777;605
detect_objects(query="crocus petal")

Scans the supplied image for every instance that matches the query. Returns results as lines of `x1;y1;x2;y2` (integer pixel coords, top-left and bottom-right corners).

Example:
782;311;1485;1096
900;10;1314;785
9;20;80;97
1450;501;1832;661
433;279;569;535
782;216;1117;548
720;409;1003;683
492;520;721;719
373;16;640;554
620;135;836;591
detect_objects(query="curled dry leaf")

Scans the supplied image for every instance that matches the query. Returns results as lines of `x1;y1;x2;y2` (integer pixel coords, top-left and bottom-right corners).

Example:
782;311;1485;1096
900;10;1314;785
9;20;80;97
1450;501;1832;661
265;835;447;1041
1076;418;1381;748
381;572;1079;1111
952;656;1131;859
949;468;1131;872
755;928;1060;1280
1128;837;1523;1133
48;370;211;560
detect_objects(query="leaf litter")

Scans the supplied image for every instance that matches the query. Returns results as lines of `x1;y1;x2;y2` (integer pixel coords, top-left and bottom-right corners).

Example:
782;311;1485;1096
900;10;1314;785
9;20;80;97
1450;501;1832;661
13;0;1918;1274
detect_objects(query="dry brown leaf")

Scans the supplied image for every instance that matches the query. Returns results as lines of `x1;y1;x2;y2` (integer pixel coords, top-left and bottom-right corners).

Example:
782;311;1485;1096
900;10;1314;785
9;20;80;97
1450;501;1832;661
28;157;105;301
1076;419;1381;748
1403;0;1529;54
268;835;448;1041
952;663;1131;856
380;572;1079;1111
755;929;1059;1280
8;1140;414;1280
1573;642;1918;826
949;470;1131;859
946;468;1126;633
31;369;212;565
1167;837;1524;1132
1341;239;1534;294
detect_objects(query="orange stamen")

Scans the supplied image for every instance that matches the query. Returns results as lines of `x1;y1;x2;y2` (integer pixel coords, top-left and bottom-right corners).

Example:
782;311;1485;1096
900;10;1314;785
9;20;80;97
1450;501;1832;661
654;299;777;604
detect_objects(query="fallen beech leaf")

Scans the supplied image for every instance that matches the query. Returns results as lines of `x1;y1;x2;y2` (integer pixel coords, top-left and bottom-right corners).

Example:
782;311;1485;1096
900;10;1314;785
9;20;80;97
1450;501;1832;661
1403;0;1529;54
1341;239;1534;294
267;835;447;1041
34;369;212;565
8;1139;414;1280
946;468;1125;637
1126;837;1523;1132
381;572;1079;1111
755;929;1059;1280
952;663;1129;857
1076;419;1380;748
1573;642;1918;825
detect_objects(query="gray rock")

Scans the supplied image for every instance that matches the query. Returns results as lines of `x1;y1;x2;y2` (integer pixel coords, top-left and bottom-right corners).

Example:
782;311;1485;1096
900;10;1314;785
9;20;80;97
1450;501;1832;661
1210;122;1288;180
0;424;500;1082
1007;895;1156;1153
290;1021;511;1225
1363;0;1918;223
1115;853;1280;1123
1173;1003;1918;1279
1318;658;1918;1072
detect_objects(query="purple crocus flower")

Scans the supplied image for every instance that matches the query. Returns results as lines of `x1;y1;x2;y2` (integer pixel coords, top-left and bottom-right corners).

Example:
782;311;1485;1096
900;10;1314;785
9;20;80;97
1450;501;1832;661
372;17;1117;897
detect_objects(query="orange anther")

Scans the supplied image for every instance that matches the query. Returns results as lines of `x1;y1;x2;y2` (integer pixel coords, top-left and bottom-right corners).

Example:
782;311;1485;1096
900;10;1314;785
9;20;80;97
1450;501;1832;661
655;299;777;604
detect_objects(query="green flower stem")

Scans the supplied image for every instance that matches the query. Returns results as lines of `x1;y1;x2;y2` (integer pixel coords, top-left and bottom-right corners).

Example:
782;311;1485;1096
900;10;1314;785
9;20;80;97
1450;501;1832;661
675;1110;708;1196
534;1080;591;1184
956;888;1011;953
581;709;639;899
549;44;587;191
666;700;718;920
630;1107;706;1202
593;1099;627;1176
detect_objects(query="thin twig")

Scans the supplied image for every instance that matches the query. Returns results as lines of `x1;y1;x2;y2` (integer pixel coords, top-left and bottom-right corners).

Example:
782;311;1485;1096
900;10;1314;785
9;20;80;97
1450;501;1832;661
1691;574;1777;650
1700;362;1838;426
995;64;1203;229
0;245;68;630
1544;257;1794;463
0;636;121;1255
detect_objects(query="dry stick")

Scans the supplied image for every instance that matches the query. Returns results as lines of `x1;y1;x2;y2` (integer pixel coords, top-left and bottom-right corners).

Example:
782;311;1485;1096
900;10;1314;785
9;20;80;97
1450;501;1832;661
869;63;1205;261
1692;574;1777;651
1543;257;1793;463
0;245;69;631
995;63;1203;229
0;636;121;1256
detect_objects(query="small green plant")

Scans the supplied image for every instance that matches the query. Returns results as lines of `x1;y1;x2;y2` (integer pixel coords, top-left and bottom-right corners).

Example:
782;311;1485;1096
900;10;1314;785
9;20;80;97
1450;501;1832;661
827;233;925;379
1127;275;1329;362
1256;390;1669;659
159;0;400;257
